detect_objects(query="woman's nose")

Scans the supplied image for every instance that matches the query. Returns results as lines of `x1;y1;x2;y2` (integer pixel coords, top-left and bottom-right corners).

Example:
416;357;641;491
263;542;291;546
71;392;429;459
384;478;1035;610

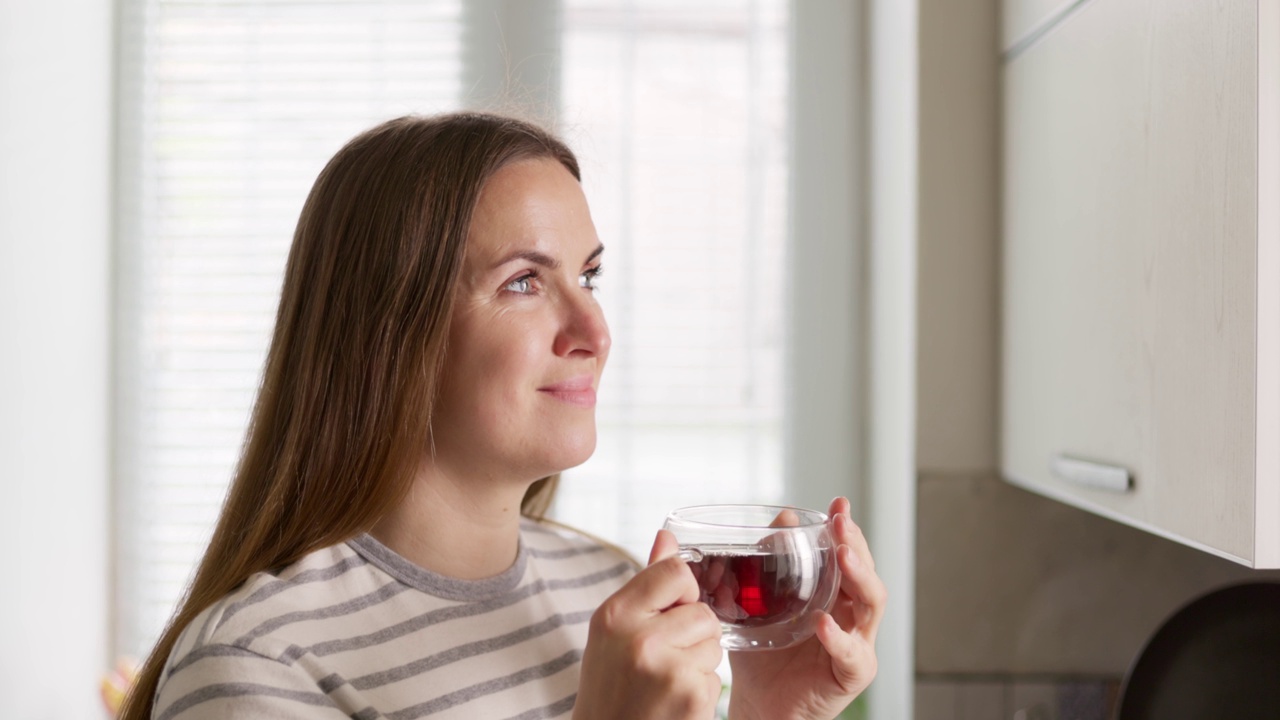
553;292;610;359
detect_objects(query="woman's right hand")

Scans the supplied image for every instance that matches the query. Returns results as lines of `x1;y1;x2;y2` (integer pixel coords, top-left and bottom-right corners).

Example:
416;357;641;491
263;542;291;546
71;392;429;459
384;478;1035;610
574;529;724;720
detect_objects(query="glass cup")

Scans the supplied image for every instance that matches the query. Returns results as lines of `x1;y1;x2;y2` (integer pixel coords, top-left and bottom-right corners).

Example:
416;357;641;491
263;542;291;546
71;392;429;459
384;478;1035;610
663;504;840;651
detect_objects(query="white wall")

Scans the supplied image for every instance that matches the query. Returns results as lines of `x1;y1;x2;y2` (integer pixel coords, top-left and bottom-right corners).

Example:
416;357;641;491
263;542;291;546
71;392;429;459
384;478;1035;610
0;0;113;716
866;0;920;717
787;0;863;523
915;0;1000;475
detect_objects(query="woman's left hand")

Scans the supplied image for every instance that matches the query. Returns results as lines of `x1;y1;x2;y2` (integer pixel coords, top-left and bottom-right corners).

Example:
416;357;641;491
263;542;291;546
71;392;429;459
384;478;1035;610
726;496;886;720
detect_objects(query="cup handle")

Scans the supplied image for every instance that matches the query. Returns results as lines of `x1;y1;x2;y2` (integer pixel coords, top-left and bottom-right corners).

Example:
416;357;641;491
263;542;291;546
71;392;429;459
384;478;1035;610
676;547;703;563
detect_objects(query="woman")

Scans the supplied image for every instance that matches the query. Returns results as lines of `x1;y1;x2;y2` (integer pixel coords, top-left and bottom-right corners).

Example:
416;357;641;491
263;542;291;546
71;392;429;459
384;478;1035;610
121;112;885;720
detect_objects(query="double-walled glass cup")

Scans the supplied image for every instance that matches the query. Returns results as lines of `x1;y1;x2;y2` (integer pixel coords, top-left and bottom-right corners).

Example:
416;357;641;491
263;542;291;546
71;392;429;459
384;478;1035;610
663;504;840;651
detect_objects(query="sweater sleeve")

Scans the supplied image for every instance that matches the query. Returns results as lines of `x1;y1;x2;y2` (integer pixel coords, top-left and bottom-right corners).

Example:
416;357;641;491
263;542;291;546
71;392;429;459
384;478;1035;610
153;644;350;720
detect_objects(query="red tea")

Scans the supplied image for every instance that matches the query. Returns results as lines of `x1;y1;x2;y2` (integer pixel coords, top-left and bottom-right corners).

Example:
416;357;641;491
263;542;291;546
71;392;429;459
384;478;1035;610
686;547;835;627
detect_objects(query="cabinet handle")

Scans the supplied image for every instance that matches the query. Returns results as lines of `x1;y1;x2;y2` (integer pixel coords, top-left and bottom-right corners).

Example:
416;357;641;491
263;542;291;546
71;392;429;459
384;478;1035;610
1050;454;1133;493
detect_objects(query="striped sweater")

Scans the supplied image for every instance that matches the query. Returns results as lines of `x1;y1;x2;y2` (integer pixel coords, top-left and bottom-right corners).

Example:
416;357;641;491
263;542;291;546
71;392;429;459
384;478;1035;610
154;520;637;719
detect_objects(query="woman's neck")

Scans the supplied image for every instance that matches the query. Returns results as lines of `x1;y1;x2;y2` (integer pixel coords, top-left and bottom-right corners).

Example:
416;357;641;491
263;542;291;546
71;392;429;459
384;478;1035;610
369;465;529;580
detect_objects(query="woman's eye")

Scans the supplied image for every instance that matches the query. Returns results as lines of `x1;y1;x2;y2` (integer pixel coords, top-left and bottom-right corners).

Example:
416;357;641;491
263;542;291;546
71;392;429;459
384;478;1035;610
580;266;603;291
504;273;536;294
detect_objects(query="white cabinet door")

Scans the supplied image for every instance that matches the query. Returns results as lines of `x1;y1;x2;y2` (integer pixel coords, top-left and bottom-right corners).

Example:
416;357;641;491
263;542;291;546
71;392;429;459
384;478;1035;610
1002;0;1280;567
1001;0;1082;53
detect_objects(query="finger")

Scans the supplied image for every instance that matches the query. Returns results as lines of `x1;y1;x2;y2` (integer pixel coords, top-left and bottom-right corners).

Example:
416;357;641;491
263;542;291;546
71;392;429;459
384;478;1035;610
768;508;800;528
814;611;878;695
832;511;875;572
711;582;744;620
687;635;727;673
688;560;703;584
827;495;852;522
828;499;879;574
648;529;680;566
704;670;725;713
652;600;723;650
835;544;887;644
837;542;885;609
761;508;801;556
705;555;725;589
620;552;701;614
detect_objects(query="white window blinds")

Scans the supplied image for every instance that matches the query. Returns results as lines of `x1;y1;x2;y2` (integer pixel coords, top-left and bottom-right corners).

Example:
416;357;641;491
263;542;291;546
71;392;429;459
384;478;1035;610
113;0;464;658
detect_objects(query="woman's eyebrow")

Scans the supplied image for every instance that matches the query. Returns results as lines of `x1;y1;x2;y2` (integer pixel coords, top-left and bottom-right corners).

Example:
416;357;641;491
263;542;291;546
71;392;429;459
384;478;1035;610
490;243;605;271
490;249;559;271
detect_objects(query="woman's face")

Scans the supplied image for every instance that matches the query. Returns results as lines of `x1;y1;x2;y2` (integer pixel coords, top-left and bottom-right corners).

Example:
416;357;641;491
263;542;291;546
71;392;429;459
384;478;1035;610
429;157;610;487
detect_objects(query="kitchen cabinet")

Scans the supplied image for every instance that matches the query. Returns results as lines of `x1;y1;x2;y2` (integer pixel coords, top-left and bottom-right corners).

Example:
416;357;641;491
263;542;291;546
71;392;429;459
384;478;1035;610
1001;0;1082;53
1001;0;1280;567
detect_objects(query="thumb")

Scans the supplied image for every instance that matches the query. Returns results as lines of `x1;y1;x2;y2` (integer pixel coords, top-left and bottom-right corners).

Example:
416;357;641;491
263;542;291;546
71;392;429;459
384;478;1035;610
647;528;680;566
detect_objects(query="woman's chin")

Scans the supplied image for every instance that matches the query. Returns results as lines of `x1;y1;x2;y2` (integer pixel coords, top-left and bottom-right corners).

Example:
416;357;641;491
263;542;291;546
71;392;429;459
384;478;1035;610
542;430;597;474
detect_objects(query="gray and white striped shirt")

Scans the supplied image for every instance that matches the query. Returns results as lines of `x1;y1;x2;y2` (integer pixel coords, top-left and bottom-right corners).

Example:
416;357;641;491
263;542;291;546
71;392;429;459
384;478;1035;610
154;520;636;719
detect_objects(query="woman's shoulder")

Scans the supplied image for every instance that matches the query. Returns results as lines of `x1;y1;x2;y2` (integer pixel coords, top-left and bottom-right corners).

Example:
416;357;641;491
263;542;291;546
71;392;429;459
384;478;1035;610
164;541;381;668
153;543;383;718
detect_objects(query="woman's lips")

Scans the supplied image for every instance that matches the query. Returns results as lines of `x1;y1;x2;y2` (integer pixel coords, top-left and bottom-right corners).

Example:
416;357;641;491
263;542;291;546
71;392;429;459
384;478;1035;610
538;375;597;408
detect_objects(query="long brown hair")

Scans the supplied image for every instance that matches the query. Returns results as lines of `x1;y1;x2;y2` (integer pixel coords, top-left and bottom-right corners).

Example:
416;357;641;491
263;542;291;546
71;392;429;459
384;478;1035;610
121;112;579;719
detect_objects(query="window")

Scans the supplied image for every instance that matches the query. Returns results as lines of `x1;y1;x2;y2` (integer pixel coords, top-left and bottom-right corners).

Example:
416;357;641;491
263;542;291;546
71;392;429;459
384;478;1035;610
114;0;796;658
555;0;790;560
114;0;465;658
